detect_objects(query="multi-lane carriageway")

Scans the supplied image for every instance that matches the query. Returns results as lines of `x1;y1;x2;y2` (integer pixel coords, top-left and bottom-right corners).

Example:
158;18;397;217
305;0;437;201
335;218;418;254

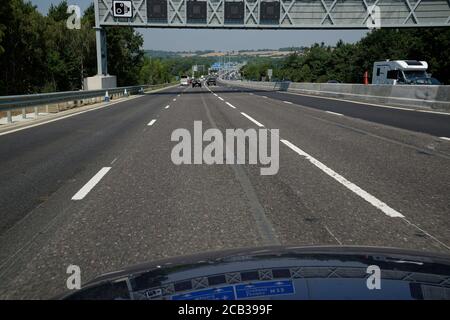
0;83;449;298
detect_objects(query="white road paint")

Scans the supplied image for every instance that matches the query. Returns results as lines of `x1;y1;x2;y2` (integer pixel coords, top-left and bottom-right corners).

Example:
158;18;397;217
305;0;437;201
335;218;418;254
325;111;344;116
110;157;118;165
241;112;264;127
261;96;268;99
226;102;236;109
218;97;224;101
283;101;293;104
173;98;177;101
0;96;139;137
0;85;180;137
213;93;218;96
440;137;450;141
165;105;170;109
281;139;404;218
283;90;450;115
324;226;343;245
147;119;157;126
415;109;450;115
72;167;111;200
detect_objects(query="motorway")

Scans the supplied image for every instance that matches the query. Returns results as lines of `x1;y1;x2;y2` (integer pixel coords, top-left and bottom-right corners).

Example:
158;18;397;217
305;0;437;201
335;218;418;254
0;83;449;299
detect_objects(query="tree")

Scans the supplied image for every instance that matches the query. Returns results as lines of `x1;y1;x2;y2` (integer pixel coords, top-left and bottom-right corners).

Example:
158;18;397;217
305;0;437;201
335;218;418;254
139;56;172;84
0;1;150;94
0;0;49;95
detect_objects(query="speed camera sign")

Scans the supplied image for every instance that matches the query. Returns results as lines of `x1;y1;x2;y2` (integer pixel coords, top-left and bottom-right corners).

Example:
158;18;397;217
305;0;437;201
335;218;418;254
113;1;133;18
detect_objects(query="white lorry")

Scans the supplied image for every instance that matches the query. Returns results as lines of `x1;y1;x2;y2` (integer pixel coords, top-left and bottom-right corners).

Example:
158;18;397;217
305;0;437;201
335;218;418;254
180;76;189;86
372;60;439;85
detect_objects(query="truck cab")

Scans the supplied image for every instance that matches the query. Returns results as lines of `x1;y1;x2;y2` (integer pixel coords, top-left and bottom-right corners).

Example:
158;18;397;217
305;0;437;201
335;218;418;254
372;60;429;85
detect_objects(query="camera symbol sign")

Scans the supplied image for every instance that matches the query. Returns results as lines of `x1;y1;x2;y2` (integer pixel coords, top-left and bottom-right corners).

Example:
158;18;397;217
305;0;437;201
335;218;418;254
113;1;133;18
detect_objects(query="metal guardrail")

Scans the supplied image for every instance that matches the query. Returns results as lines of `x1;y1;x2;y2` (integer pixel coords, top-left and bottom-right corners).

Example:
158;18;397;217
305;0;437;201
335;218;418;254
220;79;450;111
0;83;173;124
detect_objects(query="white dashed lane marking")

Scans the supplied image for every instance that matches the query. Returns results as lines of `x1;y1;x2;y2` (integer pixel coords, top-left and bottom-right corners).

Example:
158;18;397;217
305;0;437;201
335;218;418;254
241;112;264;127
72;167;111;201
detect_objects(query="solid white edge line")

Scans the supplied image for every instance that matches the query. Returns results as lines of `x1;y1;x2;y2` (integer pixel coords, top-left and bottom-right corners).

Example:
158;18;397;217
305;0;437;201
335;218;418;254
280;139;404;218
0;96;137;137
283;101;293;104
325;111;344;116
148;119;156;126
71;167;111;200
218;97;224;101
282;90;450;115
240;112;264;127
439;137;450;141
0;85;179;137
226;102;236;109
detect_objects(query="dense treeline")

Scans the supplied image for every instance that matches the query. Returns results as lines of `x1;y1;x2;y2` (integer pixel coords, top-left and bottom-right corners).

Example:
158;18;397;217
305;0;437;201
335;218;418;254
0;0;141;94
241;28;450;85
0;0;201;95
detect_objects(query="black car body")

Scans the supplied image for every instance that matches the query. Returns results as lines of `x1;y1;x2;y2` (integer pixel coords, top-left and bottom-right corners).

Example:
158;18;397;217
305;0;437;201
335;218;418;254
192;79;202;87
60;246;450;300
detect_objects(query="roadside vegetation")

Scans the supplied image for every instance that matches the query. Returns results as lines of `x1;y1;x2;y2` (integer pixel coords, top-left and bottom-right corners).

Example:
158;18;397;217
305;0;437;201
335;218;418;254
240;28;450;84
0;0;204;95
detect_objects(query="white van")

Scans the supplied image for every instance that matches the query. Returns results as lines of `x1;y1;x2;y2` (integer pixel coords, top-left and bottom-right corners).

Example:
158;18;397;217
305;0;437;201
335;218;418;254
180;76;189;86
372;60;429;85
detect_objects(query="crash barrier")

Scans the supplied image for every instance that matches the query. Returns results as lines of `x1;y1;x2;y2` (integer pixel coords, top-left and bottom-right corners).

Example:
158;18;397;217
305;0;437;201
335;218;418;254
0;83;176;124
220;80;450;111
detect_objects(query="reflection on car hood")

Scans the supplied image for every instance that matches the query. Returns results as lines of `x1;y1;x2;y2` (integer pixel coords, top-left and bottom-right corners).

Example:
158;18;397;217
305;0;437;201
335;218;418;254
60;246;450;300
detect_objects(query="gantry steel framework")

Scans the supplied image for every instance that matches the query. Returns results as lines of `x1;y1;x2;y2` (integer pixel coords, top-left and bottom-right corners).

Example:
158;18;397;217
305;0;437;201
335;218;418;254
93;0;450;76
96;0;450;29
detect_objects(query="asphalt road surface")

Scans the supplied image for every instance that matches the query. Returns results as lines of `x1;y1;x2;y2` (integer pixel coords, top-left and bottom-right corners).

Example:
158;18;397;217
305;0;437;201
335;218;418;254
0;83;449;299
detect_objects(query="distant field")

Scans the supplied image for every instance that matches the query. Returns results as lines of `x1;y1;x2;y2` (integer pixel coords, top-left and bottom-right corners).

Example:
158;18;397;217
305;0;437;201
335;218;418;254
145;49;301;59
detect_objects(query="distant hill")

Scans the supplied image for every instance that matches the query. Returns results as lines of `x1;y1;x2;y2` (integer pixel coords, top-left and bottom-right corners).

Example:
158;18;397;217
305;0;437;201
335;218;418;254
144;50;181;58
144;48;304;59
145;50;215;58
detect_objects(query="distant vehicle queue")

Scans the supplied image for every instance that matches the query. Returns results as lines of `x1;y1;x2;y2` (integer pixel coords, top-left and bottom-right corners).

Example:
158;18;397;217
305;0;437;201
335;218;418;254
180;75;217;87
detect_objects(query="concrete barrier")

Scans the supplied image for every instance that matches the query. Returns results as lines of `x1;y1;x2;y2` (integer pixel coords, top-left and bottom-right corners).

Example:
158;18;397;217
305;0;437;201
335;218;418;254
221;80;450;112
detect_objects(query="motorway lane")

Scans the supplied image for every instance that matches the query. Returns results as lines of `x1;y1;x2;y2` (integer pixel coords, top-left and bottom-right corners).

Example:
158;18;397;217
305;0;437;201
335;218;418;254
0;87;181;234
214;85;450;244
0;83;449;299
209;85;450;248
0;85;269;298
221;83;450;138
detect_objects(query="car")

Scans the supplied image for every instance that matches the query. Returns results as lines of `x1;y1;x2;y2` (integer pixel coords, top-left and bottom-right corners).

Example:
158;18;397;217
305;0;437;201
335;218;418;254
192;78;202;87
206;77;216;86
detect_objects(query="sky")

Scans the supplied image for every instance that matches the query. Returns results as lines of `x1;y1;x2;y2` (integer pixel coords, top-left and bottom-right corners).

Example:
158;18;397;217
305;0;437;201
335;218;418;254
31;0;367;51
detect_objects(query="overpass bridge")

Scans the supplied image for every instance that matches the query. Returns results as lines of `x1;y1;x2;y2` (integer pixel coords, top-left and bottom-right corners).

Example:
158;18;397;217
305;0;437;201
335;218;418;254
97;0;450;29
